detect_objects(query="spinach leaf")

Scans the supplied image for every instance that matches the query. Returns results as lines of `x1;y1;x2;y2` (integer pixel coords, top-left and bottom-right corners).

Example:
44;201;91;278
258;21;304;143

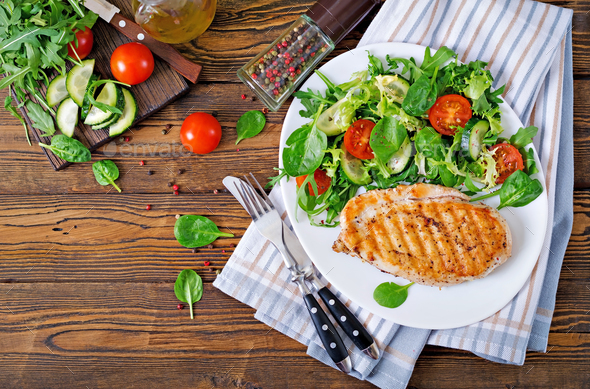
92;160;121;193
414;127;445;160
464;173;480;192
369;116;408;162
401;68;438;116
236;110;266;144
509;126;538;149
26;100;55;136
174;269;203;319
174;215;234;248
498;170;543;209
373;281;414;308
38;134;91;162
282;104;327;177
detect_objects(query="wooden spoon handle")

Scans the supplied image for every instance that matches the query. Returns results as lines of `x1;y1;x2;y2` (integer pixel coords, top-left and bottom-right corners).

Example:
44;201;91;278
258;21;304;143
110;13;202;83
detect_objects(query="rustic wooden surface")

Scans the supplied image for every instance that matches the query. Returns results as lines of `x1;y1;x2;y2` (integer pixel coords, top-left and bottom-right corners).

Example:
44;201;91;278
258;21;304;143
0;0;588;388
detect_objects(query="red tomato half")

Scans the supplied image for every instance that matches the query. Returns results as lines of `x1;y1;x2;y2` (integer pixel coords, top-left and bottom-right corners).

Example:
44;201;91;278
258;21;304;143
490;143;524;184
180;112;222;154
343;119;375;160
296;169;331;196
428;94;473;135
67;27;93;60
110;43;154;85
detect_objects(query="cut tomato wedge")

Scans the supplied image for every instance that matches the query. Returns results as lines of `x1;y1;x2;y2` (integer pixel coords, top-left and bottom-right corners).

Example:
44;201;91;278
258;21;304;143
296;168;331;196
428;94;472;135
490;143;524;184
343;119;375;159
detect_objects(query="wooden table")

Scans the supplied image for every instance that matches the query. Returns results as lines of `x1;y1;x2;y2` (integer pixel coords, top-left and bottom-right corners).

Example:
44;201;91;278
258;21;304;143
1;1;588;388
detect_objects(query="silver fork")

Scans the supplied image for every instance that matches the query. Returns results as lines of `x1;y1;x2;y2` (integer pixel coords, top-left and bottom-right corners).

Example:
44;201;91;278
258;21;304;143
233;176;353;373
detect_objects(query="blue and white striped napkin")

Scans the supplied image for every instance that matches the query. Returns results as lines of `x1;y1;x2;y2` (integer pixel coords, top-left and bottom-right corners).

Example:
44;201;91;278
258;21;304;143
214;0;574;387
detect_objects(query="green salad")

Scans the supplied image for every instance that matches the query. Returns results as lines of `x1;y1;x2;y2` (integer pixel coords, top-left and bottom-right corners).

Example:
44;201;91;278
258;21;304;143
271;46;543;227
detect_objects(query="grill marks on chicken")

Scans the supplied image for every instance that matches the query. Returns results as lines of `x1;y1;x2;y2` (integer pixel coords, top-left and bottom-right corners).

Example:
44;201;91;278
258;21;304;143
333;184;512;286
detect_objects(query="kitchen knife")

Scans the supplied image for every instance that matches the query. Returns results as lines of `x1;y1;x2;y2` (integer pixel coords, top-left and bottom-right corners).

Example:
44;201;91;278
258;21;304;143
83;0;202;83
223;176;380;360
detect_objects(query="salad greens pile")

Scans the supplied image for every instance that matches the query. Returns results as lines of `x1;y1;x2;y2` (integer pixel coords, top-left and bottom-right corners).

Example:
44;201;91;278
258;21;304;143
0;0;97;143
272;46;543;227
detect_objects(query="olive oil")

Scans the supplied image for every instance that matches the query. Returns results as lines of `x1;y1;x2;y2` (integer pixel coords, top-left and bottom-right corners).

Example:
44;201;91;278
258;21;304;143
133;0;216;44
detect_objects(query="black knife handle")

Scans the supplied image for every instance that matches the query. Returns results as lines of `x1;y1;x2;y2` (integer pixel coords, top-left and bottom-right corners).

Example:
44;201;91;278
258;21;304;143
303;293;349;365
317;287;374;353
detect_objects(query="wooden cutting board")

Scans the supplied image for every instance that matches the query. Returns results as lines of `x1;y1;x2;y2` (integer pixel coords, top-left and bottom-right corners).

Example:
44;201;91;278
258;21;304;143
17;0;190;170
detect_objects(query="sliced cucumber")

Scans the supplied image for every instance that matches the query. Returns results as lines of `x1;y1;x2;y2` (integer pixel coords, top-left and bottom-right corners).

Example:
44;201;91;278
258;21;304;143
461;119;490;162
46;74;68;107
387;135;412;174
66;59;95;106
81;73;100;121
56;98;79;137
109;88;137;136
92;114;119;130
317;100;346;136
375;74;410;104
340;142;372;185
92;85;125;129
84;82;120;126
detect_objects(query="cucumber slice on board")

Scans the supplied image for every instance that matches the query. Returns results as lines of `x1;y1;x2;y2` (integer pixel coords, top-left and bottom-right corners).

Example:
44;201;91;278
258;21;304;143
56;98;79;138
46;74;68;107
340;142;372;185
81;73;100;121
92;85;125;129
66;59;95;107
461;119;490;162
84;83;120;126
387;135;412;174
109;89;137;136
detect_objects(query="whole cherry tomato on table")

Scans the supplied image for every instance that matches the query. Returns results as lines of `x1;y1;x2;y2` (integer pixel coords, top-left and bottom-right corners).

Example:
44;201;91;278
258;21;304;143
110;42;154;85
296;169;331;196
67;27;93;60
490;143;524;184
343;119;376;160
180;112;222;154
428;94;473;136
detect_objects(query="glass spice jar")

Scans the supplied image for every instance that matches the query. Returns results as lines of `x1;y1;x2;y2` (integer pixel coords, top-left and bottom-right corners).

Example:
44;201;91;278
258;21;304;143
237;0;380;112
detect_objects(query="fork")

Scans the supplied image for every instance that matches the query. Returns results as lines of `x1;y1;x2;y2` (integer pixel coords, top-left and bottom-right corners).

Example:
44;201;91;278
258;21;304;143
233;176;353;373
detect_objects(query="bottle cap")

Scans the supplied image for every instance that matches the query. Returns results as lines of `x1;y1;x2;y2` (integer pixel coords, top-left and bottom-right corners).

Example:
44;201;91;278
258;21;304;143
305;0;380;45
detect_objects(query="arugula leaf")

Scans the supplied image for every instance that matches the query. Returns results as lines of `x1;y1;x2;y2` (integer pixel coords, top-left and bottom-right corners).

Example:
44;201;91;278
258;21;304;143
367;51;385;76
26;100;55;135
521;147;539;176
509;126;538;149
421;46;455;77
5;94;30;145
369;116;408;162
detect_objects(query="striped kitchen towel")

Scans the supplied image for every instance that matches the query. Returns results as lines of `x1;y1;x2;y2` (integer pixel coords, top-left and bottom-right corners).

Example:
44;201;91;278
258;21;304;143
214;0;574;387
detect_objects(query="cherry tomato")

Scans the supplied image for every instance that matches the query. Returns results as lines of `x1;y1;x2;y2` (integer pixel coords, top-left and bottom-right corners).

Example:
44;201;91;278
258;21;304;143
296;169;331;196
180;112;222;154
67;27;93;60
343;119;375;160
428;94;473;135
490;143;524;184
110;43;154;85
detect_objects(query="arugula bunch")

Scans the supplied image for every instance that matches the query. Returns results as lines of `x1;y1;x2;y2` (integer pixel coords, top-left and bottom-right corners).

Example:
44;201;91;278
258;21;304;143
0;0;97;143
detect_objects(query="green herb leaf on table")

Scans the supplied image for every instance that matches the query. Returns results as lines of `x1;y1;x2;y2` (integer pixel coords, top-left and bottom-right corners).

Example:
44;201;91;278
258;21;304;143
38;134;91;162
174;215;234;248
4;95;30;145
92;160;121;193
26;100;55;136
373;281;414;308
369;116;408;162
236;110;266;144
174;269;203;320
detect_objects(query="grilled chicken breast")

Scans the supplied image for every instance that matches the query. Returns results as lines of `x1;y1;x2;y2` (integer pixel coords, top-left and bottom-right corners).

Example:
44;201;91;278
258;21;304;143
333;183;512;286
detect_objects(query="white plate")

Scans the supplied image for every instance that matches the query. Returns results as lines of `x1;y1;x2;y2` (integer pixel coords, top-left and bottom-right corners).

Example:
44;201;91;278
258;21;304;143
279;42;548;330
